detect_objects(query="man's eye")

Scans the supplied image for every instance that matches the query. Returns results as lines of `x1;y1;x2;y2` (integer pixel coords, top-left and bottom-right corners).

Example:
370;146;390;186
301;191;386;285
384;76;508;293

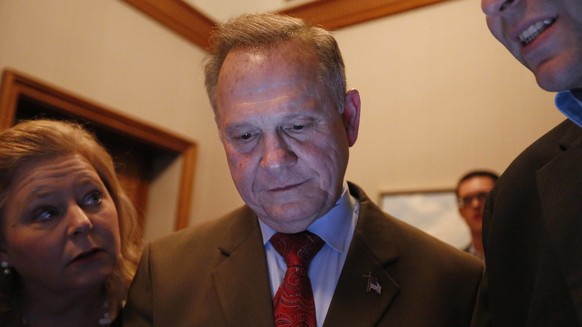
284;123;308;132
232;130;260;142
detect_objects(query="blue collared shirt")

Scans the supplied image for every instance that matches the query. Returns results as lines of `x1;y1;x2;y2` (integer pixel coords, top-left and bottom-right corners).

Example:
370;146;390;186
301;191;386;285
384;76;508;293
260;184;359;327
556;90;582;127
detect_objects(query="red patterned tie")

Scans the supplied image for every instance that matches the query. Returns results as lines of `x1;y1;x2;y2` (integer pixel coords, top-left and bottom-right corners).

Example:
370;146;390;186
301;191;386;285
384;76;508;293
271;231;324;327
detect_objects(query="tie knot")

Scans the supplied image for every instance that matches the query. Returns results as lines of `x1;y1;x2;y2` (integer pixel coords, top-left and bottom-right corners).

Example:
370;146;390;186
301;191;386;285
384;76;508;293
271;231;324;268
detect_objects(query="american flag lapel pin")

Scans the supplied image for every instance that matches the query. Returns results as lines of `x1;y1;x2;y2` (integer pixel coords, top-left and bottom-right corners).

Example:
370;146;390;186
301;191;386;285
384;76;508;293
363;272;382;295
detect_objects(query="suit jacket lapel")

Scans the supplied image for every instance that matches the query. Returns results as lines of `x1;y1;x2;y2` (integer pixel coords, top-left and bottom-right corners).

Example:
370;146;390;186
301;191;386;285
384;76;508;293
537;123;582;323
323;184;400;327
211;207;275;327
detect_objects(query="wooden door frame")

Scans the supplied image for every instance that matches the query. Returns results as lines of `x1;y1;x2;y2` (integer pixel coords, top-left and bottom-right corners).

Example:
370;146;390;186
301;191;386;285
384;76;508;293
0;68;197;230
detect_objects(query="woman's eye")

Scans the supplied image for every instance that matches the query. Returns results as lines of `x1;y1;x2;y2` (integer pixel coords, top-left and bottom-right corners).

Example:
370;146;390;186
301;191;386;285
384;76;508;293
84;192;103;206
33;208;59;222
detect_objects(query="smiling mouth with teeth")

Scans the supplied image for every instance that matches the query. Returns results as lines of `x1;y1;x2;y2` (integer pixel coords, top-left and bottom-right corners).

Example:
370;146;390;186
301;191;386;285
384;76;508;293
519;19;555;45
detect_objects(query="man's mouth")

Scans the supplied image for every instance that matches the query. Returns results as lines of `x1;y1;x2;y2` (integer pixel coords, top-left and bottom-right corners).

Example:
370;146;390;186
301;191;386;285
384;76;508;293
519;19;555;46
271;183;299;192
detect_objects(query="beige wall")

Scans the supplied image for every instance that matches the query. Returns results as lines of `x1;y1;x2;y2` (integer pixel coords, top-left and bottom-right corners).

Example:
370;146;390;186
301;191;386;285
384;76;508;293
339;0;563;197
0;0;565;242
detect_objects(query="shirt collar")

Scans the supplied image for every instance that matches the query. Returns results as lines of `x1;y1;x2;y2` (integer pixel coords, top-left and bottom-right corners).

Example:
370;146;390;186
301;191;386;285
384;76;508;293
556;90;582;128
259;183;356;253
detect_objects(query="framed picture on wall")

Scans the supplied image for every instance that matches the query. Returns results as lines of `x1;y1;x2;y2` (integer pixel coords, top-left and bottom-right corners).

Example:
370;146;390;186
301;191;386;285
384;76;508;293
379;189;470;249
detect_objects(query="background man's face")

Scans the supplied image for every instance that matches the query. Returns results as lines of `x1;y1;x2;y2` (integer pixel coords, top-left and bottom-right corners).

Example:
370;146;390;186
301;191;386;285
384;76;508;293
457;176;496;234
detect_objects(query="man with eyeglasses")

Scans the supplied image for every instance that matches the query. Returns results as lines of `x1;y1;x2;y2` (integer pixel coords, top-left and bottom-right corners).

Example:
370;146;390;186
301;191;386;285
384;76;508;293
455;170;499;260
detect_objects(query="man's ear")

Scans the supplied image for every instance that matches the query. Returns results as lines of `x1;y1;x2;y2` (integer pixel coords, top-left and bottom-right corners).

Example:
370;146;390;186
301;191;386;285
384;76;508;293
342;89;361;147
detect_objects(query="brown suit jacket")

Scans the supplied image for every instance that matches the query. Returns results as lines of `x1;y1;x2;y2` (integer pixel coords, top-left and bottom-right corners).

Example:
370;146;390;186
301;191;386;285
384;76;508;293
124;182;483;327
472;120;582;327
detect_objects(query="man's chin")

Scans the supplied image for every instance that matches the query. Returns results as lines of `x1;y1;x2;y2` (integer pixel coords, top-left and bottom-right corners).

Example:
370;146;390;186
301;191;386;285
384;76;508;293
258;206;321;230
535;74;563;92
533;59;582;92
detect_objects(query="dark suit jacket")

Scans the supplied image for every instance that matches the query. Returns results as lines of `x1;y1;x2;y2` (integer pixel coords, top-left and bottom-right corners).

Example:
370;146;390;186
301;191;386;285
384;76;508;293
124;182;482;327
472;120;582;327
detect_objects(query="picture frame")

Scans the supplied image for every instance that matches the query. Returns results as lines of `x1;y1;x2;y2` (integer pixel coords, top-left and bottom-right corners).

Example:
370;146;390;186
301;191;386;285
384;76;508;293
379;189;469;249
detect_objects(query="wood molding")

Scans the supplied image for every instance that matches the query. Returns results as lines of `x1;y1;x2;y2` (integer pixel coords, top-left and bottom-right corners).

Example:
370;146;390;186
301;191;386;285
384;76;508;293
122;0;451;50
123;0;214;50
0;68;197;231
282;0;451;29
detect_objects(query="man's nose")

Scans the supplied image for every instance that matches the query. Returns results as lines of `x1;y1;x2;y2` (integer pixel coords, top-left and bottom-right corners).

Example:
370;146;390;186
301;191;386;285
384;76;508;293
260;133;296;170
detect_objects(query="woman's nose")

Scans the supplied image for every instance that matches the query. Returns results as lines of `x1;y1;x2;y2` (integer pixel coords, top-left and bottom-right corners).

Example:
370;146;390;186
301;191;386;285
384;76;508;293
67;206;94;236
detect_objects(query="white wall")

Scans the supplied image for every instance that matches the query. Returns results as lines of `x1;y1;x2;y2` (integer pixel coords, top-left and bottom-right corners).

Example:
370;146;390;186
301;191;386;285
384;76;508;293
0;0;565;242
339;0;563;196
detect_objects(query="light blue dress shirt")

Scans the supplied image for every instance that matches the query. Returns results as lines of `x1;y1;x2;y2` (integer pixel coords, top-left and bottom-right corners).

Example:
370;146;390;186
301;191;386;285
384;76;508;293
259;184;359;327
556;90;582;127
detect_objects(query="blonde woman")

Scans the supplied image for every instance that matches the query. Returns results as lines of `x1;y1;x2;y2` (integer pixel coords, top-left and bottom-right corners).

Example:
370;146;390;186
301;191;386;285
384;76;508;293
0;119;141;326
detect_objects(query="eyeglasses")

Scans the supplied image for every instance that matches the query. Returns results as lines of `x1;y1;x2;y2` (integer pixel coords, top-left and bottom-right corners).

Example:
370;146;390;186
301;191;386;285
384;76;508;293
457;192;489;208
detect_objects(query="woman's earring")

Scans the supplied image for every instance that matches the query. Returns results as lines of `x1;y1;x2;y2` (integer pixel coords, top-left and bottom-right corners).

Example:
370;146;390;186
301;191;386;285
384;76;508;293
1;261;10;274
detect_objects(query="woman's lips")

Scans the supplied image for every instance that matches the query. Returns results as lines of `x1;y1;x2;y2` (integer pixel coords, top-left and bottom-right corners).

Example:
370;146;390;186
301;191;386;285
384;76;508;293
69;248;103;264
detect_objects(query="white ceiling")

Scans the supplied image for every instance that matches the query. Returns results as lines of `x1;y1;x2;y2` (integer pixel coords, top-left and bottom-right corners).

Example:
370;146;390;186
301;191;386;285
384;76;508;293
183;0;317;22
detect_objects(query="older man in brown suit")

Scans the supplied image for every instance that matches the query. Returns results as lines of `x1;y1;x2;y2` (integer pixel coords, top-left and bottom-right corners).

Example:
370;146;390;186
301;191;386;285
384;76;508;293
124;13;483;327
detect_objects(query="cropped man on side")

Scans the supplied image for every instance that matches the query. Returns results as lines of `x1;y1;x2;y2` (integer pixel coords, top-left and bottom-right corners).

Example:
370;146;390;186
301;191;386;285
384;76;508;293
474;0;582;326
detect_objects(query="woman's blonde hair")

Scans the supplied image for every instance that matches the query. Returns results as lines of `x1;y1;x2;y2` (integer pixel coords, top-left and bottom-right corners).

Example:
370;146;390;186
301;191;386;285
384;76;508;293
0;119;141;323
